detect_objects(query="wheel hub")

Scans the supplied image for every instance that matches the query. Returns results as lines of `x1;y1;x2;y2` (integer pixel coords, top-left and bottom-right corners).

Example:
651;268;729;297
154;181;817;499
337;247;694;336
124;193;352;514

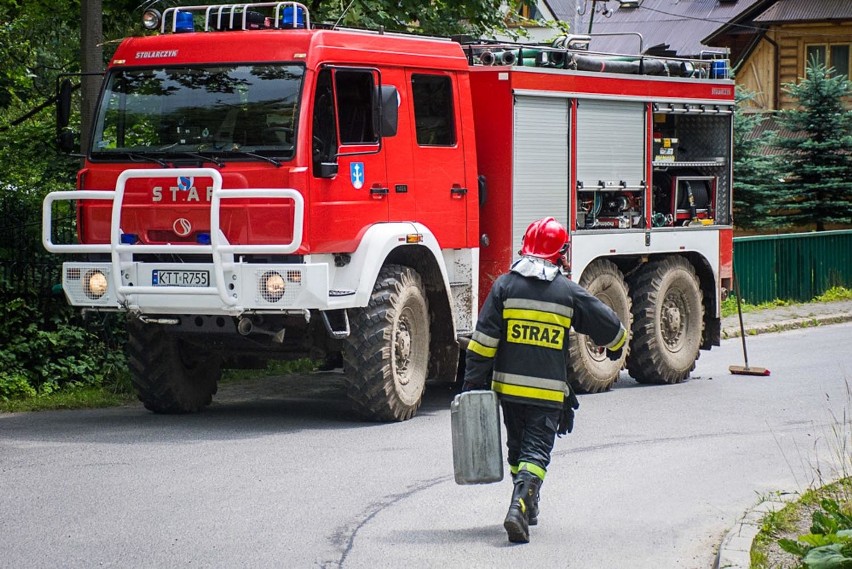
661;292;685;348
584;335;608;362
395;317;412;385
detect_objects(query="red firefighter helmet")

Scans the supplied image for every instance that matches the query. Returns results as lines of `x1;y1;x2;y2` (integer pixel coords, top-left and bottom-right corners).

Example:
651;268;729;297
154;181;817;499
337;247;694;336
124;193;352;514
520;217;568;265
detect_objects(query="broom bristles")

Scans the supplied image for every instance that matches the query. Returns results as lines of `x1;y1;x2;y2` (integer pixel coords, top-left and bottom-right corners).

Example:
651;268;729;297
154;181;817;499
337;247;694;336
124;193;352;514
729;365;771;376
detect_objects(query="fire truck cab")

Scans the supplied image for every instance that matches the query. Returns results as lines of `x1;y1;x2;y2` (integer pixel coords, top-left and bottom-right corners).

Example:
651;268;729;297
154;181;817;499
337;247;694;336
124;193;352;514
44;2;735;421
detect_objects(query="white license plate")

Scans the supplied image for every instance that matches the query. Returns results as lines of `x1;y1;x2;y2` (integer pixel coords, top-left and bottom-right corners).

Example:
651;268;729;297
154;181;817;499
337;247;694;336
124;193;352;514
152;270;210;287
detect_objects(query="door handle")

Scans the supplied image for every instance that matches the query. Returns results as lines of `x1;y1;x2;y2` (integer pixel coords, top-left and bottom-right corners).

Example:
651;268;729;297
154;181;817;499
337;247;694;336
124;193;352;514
451;186;468;198
370;185;389;199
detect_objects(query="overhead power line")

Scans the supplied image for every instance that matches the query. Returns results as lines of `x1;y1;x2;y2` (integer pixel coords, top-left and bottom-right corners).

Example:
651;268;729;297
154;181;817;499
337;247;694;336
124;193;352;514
592;2;852;40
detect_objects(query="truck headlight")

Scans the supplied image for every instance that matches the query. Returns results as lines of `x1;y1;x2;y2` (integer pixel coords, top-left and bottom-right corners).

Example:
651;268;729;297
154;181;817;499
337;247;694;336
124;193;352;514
84;270;108;300
260;271;285;302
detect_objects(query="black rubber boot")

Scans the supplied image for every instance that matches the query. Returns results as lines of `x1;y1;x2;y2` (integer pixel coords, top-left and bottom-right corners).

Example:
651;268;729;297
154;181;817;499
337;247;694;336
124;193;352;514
511;470;543;526
527;476;542;526
504;471;537;543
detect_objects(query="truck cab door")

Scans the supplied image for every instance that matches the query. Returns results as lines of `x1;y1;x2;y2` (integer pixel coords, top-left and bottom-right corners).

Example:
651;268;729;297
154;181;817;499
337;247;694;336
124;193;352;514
406;71;468;248
310;67;389;251
377;68;416;223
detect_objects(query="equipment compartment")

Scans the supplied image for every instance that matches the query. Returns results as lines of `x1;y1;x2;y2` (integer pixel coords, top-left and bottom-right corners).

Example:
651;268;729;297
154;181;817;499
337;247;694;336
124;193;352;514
649;105;732;227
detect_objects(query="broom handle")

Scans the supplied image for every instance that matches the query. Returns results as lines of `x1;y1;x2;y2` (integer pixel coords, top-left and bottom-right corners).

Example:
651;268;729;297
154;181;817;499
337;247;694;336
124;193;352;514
733;270;750;368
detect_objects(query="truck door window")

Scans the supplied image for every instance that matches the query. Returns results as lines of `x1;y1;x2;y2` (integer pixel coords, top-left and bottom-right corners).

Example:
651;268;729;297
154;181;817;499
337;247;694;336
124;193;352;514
334;70;378;145
313;69;338;170
411;74;456;146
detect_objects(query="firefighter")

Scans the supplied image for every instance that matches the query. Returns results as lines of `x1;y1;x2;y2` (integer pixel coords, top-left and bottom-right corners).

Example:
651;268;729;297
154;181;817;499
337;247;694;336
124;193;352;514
462;216;627;544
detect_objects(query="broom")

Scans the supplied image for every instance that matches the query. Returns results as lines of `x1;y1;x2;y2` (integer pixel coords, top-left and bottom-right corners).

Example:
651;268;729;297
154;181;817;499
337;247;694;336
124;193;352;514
729;271;771;376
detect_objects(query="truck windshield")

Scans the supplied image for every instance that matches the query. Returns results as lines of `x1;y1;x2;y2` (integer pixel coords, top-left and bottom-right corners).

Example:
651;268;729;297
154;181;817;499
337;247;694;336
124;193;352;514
91;64;304;163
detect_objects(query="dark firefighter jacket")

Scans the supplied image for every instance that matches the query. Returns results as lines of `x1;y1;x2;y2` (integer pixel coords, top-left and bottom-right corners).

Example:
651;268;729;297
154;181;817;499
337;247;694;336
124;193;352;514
464;258;627;409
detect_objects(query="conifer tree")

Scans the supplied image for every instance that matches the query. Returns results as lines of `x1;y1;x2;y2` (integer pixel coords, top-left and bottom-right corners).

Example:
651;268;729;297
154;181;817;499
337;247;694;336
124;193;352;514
771;59;852;231
732;88;782;229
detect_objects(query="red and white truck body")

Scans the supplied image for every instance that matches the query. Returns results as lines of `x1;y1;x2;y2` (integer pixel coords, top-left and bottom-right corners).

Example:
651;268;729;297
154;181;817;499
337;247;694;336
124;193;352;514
44;2;735;420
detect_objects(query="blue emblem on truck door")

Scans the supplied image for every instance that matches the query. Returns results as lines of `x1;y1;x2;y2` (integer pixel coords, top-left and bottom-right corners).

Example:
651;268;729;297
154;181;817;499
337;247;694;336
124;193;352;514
350;162;364;190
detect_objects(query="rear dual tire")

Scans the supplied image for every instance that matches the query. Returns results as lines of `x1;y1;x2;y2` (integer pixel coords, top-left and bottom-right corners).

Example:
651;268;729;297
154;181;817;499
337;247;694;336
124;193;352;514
627;256;703;384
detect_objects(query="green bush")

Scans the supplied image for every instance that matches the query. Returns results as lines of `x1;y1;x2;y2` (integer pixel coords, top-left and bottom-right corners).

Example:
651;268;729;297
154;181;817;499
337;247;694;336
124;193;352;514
816;286;852;303
0;297;129;400
0;371;37;400
778;495;852;568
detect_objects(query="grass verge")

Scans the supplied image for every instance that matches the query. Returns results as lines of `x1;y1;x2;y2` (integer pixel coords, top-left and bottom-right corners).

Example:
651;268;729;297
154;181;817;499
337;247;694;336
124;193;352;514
721;286;852;318
1;358;319;413
0;386;136;413
751;478;852;569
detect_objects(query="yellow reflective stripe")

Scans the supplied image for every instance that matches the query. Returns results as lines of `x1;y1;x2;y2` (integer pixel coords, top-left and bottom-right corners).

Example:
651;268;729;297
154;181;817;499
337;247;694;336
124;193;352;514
494;372;565;392
502;308;571;329
505;298;573;320
510;464;519;475
472;330;500;348
606;326;628;351
492;380;565;403
519;462;546;480
468;339;497;358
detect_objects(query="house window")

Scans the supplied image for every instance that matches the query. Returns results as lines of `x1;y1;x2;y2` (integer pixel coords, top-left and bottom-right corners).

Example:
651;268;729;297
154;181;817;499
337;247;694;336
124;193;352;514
518;3;542;20
805;43;850;79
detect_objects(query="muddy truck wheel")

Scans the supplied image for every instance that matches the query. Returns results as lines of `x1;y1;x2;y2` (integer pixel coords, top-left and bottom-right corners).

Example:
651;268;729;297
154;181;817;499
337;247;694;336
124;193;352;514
343;264;430;422
627;256;704;384
127;319;221;413
566;260;632;393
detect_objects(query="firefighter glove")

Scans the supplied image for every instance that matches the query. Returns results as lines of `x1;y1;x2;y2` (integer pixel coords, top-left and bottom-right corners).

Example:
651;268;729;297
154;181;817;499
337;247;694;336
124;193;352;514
606;346;623;361
557;387;581;437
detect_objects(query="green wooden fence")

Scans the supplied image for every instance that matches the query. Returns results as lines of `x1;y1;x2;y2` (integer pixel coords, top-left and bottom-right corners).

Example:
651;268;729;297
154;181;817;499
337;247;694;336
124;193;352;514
733;230;852;304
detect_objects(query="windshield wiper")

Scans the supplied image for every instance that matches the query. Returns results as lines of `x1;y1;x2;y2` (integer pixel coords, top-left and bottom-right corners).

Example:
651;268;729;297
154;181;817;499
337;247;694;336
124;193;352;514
169;151;225;168
125;152;169;167
150;145;226;168
225;150;282;168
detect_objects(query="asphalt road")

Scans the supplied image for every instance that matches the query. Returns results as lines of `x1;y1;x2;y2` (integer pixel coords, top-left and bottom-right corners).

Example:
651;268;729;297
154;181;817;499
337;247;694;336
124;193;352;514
1;323;850;569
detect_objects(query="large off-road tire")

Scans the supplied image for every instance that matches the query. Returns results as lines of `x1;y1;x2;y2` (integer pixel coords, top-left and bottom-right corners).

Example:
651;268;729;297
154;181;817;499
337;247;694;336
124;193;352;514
127;319;221;413
566;260;632;393
343;264;430;422
627;256;704;384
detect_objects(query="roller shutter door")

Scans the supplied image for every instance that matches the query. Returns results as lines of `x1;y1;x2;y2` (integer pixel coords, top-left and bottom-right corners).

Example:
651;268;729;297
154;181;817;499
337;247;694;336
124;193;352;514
575;99;645;190
512;95;570;258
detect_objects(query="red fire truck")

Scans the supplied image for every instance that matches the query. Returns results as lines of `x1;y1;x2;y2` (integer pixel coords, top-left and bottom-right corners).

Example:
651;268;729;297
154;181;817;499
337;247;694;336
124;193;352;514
43;2;734;421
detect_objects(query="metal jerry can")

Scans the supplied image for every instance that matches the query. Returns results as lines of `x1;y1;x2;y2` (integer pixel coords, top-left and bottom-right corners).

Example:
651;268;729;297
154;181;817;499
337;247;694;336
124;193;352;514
451;390;504;484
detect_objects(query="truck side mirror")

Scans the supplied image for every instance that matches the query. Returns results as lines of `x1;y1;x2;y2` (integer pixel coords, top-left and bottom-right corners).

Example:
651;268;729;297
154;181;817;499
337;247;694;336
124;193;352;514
378;85;398;137
317;162;338;179
57;79;72;129
56;79;75;153
57;131;76;154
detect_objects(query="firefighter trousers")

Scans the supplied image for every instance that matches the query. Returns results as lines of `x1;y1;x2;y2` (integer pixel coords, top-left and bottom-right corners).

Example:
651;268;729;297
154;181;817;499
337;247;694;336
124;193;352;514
501;400;560;476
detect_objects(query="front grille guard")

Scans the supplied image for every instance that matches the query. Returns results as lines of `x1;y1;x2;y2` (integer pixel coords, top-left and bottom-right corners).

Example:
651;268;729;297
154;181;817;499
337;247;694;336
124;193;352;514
42;167;304;307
